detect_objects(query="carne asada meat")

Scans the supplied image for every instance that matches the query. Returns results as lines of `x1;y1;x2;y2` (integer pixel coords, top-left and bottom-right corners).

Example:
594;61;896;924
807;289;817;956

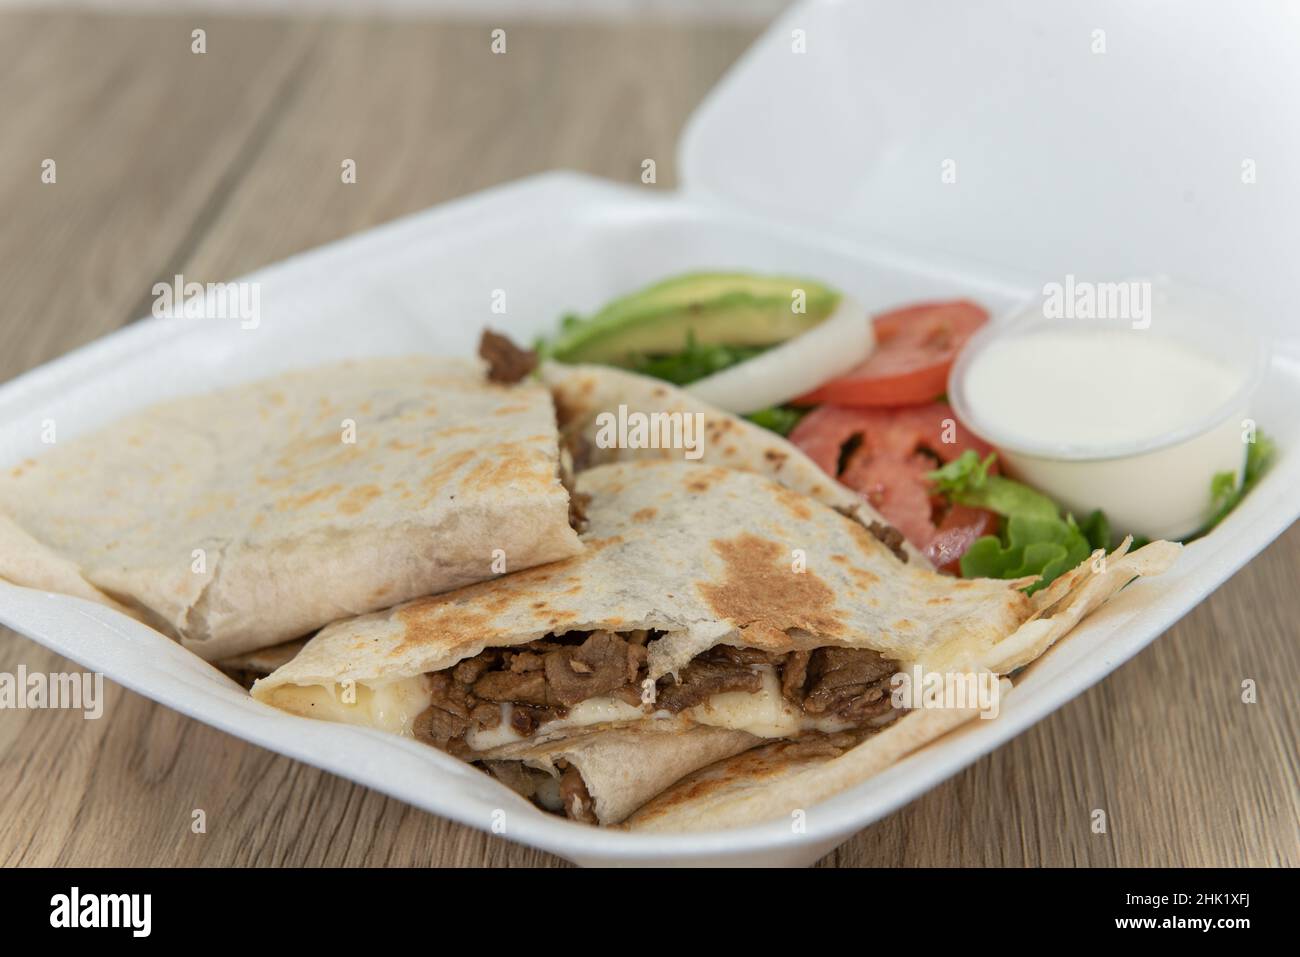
478;329;538;384
656;653;764;713
415;630;900;820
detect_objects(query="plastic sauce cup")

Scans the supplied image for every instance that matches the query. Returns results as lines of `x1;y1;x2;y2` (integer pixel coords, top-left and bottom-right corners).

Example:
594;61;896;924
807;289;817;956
948;279;1267;542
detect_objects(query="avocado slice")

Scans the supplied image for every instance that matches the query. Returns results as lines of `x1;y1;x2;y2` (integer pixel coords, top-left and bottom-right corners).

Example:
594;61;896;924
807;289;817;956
547;272;840;366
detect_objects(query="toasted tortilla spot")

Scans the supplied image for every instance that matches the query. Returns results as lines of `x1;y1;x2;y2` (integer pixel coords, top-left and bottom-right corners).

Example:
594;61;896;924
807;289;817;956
774;487;813;521
391;601;496;657
848;568;879;588
272;431;351;469
421;448;477;498
387;438;415;451
684;467;730;496
494;404;532;416
464;446;550;491
438;424;483;439
275;484;343;511
337;484;382;516
698;533;844;645
631;507;658;523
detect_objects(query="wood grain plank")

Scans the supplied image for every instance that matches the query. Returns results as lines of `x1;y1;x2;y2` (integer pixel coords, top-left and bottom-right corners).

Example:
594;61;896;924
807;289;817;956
178;19;752;283
0;11;315;378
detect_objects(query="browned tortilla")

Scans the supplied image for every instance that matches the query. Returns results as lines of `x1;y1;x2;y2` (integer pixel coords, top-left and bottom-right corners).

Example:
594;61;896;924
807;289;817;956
255;458;1178;828
0;357;581;659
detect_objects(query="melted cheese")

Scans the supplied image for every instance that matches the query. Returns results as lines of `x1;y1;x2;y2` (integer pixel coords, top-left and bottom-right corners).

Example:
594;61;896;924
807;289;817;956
269;664;856;747
266;676;432;736
466;697;649;751
467;666;851;751
684;666;808;737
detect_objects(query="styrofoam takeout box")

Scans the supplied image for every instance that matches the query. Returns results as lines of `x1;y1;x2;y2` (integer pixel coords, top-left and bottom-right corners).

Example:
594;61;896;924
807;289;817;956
1;0;1298;866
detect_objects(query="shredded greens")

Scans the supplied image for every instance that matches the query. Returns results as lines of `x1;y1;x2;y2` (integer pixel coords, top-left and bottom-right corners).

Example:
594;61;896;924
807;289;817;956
928;451;1109;594
592;331;808;437
932;428;1276;591
744;405;807;437
634;333;805;436
629;333;767;387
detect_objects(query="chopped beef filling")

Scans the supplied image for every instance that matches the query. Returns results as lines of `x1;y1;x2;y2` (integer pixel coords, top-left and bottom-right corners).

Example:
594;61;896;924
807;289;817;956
833;506;909;563
780;650;811;702
866;521;909;563
794;646;896;723
567;490;591;534
559;762;597;824
482;760;597;823
556;444;589;534
412;630;900;772
564;429;594;473
655;654;764;712
416;632;902;821
478;329;538;384
545;630;646;706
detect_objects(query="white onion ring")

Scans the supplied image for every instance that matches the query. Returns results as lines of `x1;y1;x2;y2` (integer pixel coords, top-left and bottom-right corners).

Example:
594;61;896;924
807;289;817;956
684;296;874;414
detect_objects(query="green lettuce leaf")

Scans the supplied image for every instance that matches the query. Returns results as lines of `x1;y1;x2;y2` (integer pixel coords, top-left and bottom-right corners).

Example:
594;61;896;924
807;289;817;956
1199;430;1276;534
628;333;768;386
745;405;807;437
932;450;1101;594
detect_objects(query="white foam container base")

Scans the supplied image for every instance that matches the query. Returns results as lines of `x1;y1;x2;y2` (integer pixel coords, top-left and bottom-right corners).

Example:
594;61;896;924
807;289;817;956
2;172;1298;866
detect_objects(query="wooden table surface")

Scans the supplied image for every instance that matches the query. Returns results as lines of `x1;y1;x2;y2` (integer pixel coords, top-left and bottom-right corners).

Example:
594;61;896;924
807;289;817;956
0;10;1295;868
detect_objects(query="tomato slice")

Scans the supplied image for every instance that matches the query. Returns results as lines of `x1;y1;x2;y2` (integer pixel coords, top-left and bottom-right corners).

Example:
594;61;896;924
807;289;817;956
789;402;998;569
794;300;988;407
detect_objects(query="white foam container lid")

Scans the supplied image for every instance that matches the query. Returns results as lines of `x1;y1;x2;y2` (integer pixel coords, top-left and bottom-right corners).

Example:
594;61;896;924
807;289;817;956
1;0;1298;866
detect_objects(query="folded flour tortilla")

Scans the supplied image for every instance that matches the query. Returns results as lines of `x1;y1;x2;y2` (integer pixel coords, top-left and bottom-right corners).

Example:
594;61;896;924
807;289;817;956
217;638;309;689
0;358;582;660
541;362;928;564
253;458;1178;826
626;531;1184;833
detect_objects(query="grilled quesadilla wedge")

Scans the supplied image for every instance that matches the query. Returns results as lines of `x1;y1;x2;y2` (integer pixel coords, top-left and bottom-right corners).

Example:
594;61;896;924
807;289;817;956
625;535;1180;832
0;357;582;660
253;459;1178;826
541;361;927;564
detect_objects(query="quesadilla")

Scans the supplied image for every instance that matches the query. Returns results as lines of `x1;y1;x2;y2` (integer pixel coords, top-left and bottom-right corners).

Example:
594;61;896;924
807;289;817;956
625;535;1180;832
0;357;582;660
253;458;1178;826
541;361;927;564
